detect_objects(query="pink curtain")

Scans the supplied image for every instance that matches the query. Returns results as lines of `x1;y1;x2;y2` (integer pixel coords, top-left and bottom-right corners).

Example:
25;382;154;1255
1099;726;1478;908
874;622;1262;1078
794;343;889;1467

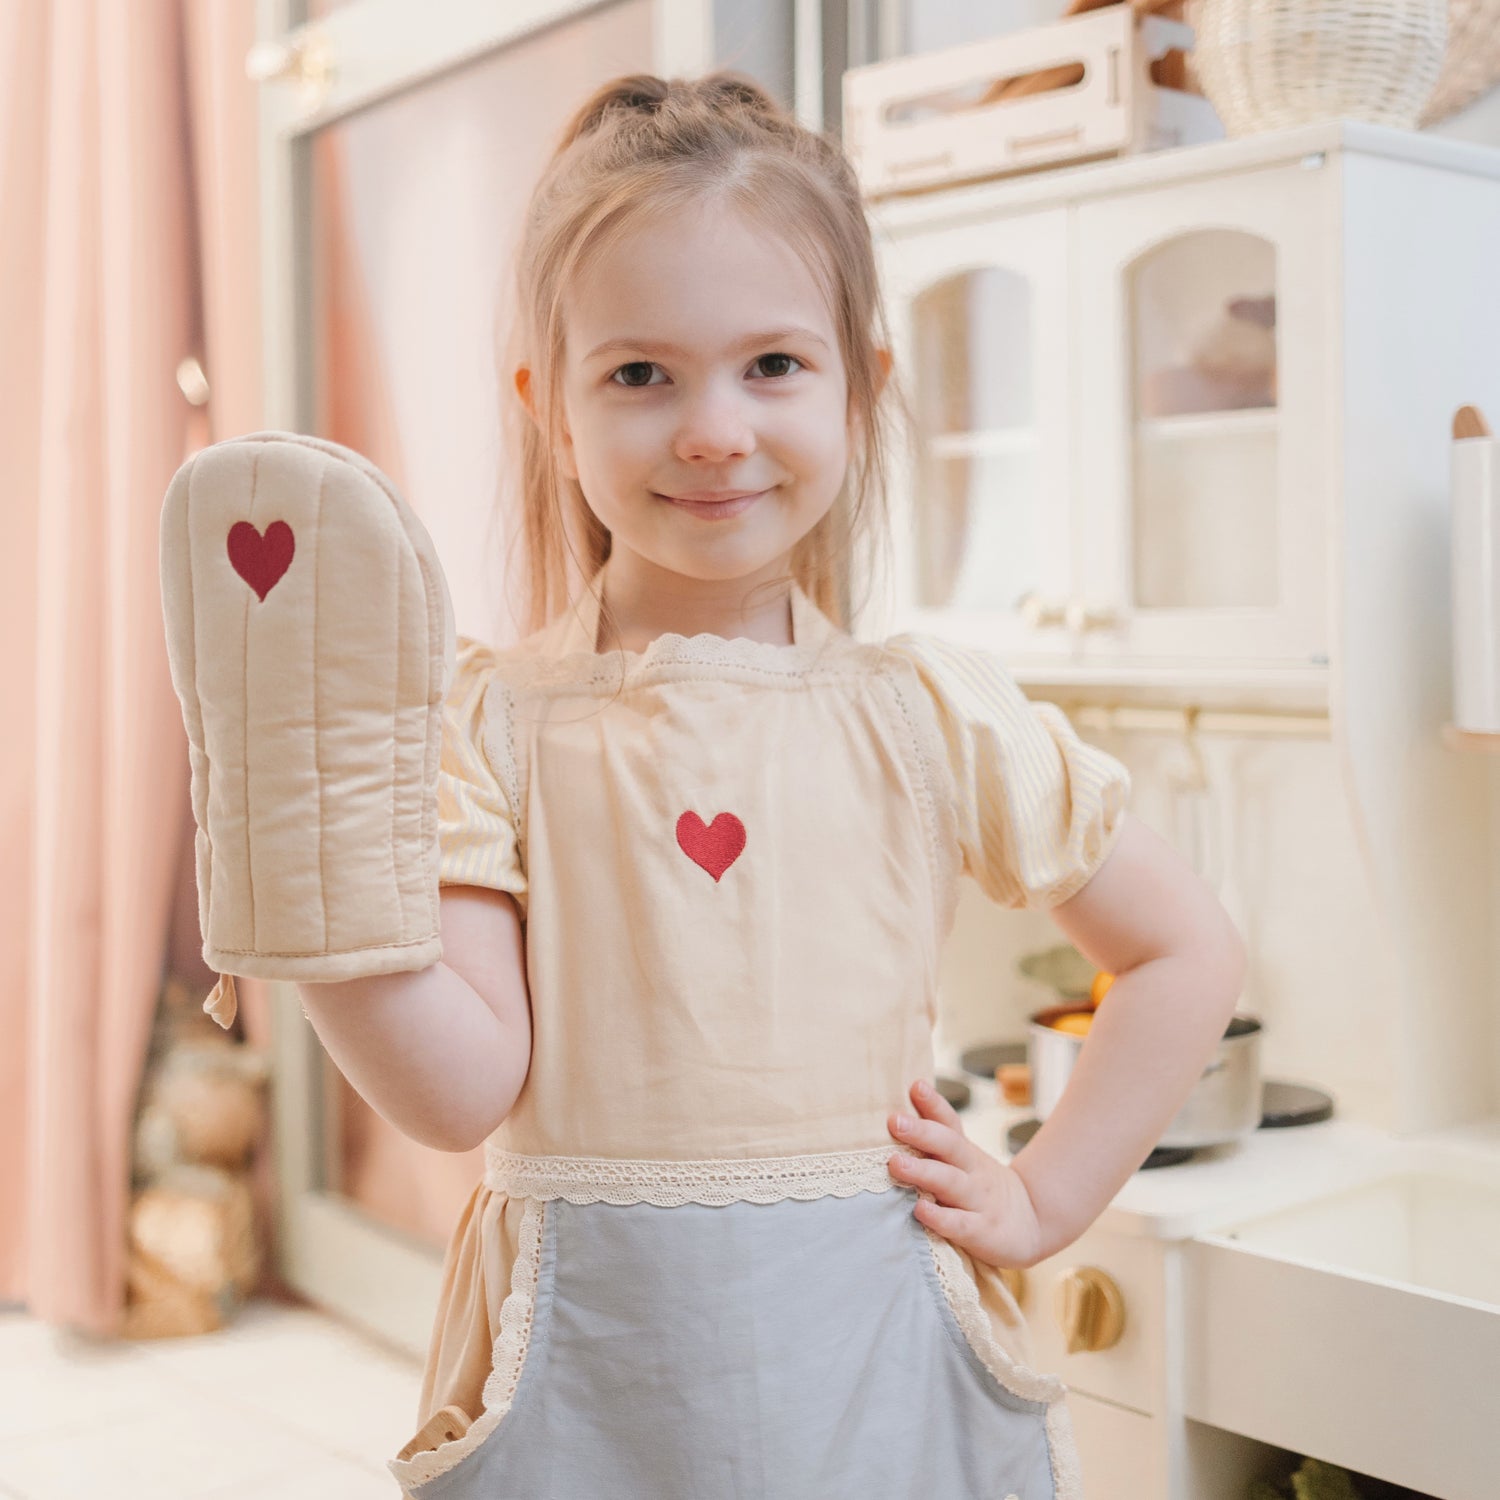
0;0;272;1334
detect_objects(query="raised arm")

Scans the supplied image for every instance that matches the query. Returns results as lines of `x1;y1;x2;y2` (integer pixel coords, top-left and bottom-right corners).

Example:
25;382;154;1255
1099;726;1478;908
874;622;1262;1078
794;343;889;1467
298;885;532;1154
1010;814;1246;1258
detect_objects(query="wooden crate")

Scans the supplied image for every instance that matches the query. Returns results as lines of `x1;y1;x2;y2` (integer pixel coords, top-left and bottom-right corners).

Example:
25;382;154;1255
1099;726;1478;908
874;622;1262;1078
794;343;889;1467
842;6;1222;199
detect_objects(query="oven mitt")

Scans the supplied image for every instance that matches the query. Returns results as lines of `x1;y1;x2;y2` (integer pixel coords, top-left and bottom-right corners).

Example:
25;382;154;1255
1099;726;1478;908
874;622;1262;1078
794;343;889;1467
159;431;456;1029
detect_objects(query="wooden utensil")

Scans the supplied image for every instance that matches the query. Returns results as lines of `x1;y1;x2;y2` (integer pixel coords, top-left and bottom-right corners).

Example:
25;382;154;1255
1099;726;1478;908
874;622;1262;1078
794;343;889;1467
1454;405;1492;439
396;1404;474;1461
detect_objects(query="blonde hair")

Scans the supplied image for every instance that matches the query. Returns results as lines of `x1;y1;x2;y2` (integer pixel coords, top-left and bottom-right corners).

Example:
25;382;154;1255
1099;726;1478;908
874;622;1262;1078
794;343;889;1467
499;71;907;646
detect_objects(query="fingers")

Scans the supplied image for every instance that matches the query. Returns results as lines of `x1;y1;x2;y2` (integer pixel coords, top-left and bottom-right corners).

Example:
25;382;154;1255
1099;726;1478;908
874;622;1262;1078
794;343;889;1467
886;1079;972;1166
887;1150;972;1206
911;1077;967;1134
911;1196;985;1253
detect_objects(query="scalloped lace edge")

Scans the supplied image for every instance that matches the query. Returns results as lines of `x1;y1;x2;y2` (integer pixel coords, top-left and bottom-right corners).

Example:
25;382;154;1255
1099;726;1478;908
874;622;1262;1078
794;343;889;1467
1045;1398;1086;1500
876;651;964;939
480;674;525;858
923;1227;1083;1499
387;1196;545;1492
493;631;856;695
482;1143;921;1204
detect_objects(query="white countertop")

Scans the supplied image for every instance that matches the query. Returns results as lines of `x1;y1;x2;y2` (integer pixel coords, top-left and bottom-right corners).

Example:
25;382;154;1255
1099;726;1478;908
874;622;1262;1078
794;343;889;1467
942;1057;1500;1242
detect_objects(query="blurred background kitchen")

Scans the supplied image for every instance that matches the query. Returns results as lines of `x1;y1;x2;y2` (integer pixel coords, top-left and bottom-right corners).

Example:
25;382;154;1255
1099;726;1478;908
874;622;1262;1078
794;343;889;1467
3;2;1499;1498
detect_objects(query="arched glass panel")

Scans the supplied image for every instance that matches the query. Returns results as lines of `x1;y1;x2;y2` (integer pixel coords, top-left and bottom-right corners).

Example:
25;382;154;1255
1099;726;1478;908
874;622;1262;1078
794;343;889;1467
911;266;1039;610
1130;229;1279;609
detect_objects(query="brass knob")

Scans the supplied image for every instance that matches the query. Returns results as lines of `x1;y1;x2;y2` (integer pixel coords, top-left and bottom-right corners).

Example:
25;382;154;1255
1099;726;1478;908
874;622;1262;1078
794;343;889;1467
1018;591;1067;630
1053;1266;1125;1353
245;28;334;111
999;1266;1026;1305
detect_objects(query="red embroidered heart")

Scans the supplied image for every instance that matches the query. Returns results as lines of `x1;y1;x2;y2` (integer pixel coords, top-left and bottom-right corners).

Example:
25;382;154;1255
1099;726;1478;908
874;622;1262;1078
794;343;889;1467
227;520;295;601
676;811;746;882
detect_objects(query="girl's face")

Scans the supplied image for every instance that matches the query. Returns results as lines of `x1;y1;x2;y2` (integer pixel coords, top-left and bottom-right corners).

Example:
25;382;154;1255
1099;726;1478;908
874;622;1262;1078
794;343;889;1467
550;200;855;586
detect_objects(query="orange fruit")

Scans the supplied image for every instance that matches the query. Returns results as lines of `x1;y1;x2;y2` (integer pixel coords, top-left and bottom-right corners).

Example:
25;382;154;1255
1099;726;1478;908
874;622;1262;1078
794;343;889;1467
1090;970;1115;1006
1051;1012;1094;1037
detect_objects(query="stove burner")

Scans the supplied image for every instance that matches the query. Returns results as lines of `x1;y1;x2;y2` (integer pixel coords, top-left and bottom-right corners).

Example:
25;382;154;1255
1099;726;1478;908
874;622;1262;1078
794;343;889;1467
933;1074;971;1111
1003;1081;1336;1168
960;1041;1028;1077
1259;1080;1335;1127
1004;1118;1195;1169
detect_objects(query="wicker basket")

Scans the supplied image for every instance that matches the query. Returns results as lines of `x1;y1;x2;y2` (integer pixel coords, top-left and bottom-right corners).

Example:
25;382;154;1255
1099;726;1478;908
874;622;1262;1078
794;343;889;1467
1187;0;1449;133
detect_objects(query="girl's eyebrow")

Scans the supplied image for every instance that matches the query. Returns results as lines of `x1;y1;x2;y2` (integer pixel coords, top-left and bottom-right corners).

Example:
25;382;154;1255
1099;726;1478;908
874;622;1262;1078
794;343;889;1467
585;327;830;362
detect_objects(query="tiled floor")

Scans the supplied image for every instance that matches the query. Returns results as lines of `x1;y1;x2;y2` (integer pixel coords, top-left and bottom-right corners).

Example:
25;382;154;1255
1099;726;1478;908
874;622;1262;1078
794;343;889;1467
0;1297;423;1498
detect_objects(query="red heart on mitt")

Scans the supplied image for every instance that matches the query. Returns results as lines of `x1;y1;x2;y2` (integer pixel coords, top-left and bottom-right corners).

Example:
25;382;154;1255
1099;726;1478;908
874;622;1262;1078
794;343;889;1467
228;520;295;601
676;811;746;881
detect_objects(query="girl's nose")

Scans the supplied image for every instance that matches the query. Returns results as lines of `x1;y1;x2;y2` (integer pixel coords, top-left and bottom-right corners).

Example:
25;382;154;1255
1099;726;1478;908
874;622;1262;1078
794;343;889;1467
672;387;756;463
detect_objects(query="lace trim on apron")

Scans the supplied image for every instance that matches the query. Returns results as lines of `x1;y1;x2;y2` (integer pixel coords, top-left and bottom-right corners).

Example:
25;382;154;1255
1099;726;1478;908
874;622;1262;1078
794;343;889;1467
1044;1399;1086;1500
482;1142;924;1205
388;1196;546;1492
922;1228;1083;1498
874;651;965;942
491;635;863;699
478;673;525;864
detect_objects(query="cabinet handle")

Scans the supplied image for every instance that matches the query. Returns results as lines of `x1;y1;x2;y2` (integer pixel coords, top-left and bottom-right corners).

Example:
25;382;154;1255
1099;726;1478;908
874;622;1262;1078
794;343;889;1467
1064;599;1123;634
246;28;334;109
1018;591;1068;630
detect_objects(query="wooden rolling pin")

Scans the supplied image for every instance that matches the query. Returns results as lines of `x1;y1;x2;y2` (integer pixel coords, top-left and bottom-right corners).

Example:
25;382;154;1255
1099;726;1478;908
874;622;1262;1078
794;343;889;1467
980;0;1189;106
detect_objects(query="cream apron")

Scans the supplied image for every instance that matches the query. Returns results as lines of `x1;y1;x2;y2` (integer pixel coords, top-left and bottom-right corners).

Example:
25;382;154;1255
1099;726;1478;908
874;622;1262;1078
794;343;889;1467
386;568;1092;1499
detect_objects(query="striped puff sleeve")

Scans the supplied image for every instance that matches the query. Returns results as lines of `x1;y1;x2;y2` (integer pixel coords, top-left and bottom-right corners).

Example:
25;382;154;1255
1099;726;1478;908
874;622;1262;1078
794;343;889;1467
887;632;1130;910
436;636;526;901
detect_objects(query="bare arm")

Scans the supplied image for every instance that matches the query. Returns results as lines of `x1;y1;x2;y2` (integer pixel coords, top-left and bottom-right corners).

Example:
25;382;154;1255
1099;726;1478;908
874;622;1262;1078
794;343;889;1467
1008;815;1247;1260
296;885;532;1153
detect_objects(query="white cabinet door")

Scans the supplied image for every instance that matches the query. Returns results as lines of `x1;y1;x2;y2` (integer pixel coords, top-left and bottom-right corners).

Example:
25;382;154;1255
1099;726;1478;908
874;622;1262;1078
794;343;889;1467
1024;1223;1165;1417
873;207;1072;659
1072;157;1335;671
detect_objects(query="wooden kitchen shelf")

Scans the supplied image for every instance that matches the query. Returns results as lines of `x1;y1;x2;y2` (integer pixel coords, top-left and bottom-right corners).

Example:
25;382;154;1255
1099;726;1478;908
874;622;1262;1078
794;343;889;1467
1136;409;1278;443
1069;702;1330;739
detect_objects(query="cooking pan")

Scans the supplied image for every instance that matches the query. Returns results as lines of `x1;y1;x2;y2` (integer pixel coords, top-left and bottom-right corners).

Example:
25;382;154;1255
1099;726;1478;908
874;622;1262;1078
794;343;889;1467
1028;1005;1263;1149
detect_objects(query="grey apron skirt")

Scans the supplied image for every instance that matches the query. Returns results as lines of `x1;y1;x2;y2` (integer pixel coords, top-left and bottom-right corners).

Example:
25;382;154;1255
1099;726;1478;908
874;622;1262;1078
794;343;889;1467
399;1183;1074;1500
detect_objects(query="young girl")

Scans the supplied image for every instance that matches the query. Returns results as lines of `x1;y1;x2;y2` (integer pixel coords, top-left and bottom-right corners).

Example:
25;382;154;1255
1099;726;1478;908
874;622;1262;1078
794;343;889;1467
196;71;1244;1500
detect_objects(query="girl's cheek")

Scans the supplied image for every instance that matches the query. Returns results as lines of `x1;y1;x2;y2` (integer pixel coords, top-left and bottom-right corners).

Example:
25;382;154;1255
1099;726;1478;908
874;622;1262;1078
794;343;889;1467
607;405;672;456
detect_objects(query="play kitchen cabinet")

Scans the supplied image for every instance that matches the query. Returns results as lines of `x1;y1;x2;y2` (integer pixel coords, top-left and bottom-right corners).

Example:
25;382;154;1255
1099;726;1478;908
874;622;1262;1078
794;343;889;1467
956;1084;1500;1500
898;121;1500;1500
1185;1161;1500;1500
869;121;1500;704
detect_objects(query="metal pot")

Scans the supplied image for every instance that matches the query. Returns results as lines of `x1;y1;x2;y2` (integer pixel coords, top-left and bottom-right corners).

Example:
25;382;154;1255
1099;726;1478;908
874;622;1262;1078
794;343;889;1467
1027;1007;1264;1149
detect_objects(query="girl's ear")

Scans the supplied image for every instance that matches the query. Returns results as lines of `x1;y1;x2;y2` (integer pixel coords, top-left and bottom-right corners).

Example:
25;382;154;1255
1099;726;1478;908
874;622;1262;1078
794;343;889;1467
514;366;539;427
849;348;894;435
515;365;580;481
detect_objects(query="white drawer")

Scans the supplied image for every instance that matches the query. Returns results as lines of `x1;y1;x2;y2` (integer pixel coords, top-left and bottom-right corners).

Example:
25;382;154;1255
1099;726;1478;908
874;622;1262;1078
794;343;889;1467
1022;1223;1164;1417
1183;1170;1500;1500
1067;1389;1162;1500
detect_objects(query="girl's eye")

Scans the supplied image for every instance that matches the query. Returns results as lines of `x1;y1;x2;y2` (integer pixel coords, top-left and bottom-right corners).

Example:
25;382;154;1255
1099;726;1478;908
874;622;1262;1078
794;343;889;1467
752;353;802;379
611;361;662;388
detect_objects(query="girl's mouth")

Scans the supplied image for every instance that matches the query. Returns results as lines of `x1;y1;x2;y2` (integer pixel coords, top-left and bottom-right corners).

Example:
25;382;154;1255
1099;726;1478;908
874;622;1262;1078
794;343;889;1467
656;489;767;520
